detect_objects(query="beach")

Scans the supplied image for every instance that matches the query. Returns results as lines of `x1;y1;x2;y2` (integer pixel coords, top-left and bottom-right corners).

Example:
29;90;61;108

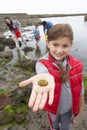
0;13;87;130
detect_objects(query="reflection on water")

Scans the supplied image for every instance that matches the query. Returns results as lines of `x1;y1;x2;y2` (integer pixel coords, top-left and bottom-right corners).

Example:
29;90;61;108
4;17;87;73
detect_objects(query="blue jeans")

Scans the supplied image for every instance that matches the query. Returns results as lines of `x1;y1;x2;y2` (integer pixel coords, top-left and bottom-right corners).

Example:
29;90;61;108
51;110;72;130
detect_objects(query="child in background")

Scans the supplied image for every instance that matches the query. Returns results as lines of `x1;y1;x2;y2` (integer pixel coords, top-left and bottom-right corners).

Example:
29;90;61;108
33;24;41;51
19;23;84;130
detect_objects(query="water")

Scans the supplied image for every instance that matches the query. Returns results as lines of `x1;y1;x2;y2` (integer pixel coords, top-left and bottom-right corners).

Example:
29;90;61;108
5;16;87;73
40;16;87;73
4;25;47;62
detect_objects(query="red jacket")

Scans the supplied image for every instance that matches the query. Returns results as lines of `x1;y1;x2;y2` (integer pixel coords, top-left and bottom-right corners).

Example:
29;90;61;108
39;54;83;115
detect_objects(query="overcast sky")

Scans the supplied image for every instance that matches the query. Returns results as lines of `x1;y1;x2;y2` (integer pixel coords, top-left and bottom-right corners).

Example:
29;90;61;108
0;0;87;14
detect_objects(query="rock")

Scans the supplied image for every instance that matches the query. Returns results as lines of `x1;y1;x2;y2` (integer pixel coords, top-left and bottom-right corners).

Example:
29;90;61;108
0;87;31;126
23;46;34;52
71;104;87;130
0;50;13;65
0;45;5;51
0;37;16;47
0;32;5;38
84;15;87;21
0;95;12;110
0;50;13;58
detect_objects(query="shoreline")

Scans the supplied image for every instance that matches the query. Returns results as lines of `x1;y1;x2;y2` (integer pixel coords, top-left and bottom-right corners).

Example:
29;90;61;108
0;13;87;33
0;15;87;130
0;12;87;16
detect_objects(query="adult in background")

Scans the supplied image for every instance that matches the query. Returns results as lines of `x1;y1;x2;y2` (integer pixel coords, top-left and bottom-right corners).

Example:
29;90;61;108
42;21;54;52
42;20;54;35
5;17;30;61
5;17;28;48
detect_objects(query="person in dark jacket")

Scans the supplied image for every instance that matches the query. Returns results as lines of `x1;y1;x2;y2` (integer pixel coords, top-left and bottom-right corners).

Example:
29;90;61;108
42;21;54;35
42;21;54;52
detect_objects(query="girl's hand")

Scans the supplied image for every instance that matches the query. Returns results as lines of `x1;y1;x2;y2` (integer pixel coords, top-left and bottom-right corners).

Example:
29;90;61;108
72;115;79;123
72;111;84;123
19;73;55;112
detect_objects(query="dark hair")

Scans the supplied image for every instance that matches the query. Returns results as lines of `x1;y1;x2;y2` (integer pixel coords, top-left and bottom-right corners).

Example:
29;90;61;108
48;23;73;43
4;17;11;22
43;21;47;26
4;17;13;31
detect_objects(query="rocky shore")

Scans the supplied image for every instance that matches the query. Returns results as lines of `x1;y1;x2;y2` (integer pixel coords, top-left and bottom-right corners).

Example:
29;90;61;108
0;13;87;130
0;13;87;33
0;55;87;130
0;13;42;33
0;57;87;130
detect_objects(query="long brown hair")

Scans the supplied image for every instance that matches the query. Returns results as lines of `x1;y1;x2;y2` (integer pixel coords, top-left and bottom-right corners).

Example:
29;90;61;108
48;23;73;44
48;24;73;82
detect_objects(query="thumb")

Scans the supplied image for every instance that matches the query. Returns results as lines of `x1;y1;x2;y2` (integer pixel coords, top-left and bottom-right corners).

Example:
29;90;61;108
19;77;33;87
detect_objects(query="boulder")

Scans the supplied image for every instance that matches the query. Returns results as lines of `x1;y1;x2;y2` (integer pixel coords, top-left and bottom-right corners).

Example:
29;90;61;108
84;15;87;21
0;50;13;58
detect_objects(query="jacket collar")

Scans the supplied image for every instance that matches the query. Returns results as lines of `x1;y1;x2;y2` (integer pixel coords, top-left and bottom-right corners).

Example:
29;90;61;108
48;53;69;64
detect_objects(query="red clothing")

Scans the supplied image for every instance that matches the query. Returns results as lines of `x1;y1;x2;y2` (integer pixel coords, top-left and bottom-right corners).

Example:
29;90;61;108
13;26;21;38
15;31;21;38
35;35;41;41
39;54;83;116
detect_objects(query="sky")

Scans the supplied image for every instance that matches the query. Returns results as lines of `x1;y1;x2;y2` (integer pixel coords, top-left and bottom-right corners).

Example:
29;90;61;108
0;0;87;14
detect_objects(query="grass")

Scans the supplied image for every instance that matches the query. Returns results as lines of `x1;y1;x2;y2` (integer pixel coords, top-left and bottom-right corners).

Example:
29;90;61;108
83;75;87;89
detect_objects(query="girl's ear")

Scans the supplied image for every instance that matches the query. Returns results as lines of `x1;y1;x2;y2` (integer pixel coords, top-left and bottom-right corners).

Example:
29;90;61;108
46;40;49;48
46;39;48;44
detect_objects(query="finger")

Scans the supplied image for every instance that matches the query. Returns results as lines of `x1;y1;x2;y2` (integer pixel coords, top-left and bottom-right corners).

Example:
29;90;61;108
28;90;37;108
48;89;54;105
32;93;42;112
72;115;78;124
39;92;48;110
72;118;76;124
19;77;33;87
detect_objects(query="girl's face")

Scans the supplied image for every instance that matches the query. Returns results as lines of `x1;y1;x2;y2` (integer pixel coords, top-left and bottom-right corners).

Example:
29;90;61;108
47;37;72;61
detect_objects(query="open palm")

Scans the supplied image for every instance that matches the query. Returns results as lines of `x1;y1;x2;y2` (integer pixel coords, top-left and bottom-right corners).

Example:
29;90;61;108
19;73;55;112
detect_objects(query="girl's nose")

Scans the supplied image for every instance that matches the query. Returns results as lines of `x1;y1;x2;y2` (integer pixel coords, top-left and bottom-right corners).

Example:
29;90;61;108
57;47;63;53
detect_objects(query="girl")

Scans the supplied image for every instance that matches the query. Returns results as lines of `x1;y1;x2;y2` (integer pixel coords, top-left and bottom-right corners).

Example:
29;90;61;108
19;23;84;130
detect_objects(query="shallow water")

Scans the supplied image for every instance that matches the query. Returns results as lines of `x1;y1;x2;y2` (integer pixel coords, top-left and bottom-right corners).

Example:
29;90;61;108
5;16;87;73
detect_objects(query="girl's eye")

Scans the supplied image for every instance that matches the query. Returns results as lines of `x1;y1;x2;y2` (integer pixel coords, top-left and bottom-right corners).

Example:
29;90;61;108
53;44;58;47
52;43;58;47
63;44;70;48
